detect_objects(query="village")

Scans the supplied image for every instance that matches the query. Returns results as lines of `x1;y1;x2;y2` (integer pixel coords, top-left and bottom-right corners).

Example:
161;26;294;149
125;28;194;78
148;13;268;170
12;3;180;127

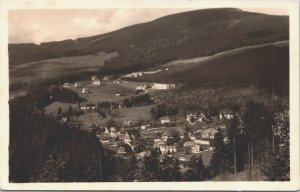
43;70;241;171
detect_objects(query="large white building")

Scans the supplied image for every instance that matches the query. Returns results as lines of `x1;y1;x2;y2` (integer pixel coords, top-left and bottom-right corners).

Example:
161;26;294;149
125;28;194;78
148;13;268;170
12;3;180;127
152;83;176;90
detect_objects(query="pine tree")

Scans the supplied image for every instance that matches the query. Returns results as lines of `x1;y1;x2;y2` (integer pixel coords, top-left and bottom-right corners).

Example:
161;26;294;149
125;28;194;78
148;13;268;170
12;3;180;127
242;100;263;176
261;110;290;181
227;115;240;174
209;129;227;178
144;149;160;181
57;106;62;118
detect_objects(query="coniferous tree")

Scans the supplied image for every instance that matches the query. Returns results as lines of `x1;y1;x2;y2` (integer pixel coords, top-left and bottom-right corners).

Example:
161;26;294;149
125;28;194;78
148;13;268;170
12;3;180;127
208;129;227;178
144;149;160;181
261;110;290;181
57;106;62;118
227;115;240;174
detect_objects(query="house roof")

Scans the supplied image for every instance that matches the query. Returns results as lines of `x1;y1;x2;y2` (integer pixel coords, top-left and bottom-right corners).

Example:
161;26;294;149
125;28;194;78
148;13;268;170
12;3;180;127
220;109;232;113
153;140;166;148
125;129;141;140
201;128;218;135
183;141;195;147
160;116;170;120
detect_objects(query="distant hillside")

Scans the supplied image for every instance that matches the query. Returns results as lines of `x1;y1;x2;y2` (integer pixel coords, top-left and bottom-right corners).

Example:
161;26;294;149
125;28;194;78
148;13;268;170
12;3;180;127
9;8;289;71
140;42;289;95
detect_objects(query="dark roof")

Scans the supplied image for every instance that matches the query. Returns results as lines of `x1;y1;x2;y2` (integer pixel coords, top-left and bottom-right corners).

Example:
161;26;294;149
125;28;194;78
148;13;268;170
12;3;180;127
126;129;141;140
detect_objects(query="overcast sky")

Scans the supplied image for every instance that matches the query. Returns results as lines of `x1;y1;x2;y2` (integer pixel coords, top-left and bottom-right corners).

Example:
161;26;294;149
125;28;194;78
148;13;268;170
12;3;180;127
9;8;288;44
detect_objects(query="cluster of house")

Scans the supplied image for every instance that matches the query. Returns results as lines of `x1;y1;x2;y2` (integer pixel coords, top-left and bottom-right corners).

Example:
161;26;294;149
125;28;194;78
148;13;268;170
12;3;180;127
134;83;176;93
219;109;234;120
122;72;143;78
80;103;98;111
152;129;215;156
186;112;206;124
78;102;122;113
63;75;111;92
121;68;169;78
135;84;152;92
96;122;219;160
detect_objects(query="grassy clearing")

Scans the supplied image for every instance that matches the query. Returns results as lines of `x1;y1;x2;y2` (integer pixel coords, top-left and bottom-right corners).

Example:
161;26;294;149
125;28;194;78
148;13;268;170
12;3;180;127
112;104;156;123
70;81;143;103
44;101;79;114
10;52;118;85
78;112;105;127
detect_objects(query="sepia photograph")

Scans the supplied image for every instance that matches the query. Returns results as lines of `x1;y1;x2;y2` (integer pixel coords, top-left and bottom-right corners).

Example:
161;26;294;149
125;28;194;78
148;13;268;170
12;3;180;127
0;0;299;190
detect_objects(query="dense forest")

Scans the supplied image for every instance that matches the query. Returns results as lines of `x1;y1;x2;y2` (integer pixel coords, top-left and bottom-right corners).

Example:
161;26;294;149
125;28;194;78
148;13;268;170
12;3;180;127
207;101;289;181
9;82;105;182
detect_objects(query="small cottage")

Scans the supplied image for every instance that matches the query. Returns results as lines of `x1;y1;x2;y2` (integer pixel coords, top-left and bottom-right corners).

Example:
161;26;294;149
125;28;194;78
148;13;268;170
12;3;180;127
160;116;171;124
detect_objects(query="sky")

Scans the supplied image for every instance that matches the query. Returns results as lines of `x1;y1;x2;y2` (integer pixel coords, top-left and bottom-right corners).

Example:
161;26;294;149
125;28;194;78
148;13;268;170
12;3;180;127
8;8;289;44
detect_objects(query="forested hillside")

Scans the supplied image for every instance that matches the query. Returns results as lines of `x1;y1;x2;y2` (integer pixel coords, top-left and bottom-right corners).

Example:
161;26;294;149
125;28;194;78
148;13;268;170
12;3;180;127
9;8;288;71
9;83;105;182
139;43;289;96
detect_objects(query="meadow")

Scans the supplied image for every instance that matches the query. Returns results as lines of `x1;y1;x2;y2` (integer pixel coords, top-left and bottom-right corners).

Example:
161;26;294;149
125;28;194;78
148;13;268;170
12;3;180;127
9;51;118;85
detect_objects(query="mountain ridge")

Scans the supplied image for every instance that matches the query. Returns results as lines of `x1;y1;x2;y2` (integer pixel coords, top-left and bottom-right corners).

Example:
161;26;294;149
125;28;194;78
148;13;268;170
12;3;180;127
9;8;289;68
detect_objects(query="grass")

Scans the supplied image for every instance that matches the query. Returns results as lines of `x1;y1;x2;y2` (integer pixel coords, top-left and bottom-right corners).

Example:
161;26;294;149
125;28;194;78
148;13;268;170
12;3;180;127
70;81;143;103
111;104;156;123
78;112;105;127
44;101;79;114
9;51;118;85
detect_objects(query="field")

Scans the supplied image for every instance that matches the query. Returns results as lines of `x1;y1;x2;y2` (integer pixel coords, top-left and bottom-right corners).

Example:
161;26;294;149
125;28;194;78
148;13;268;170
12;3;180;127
9;51;118;85
44;101;79;114
114;104;156;123
78;104;156;127
70;81;145;103
78;112;106;127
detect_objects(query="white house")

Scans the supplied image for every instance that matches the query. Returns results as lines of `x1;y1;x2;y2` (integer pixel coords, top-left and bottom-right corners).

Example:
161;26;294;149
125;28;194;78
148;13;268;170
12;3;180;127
197;113;206;122
143;70;161;75
160;116;171;124
82;87;90;94
91;75;98;81
80;104;97;111
152;83;176;90
153;140;166;148
191;144;201;154
92;80;101;87
219;109;234;120
194;139;210;145
123;72;143;78
159;145;176;155
123;120;133;126
141;125;150;130
63;82;71;88
117;146;126;154
74;82;82;87
201;128;218;139
161;133;169;142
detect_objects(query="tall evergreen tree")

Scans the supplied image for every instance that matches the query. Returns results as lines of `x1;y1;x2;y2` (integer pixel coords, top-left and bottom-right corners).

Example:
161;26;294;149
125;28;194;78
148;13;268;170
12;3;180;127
208;129;227;178
57;106;62;118
227;115;240;174
144;149;160;181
